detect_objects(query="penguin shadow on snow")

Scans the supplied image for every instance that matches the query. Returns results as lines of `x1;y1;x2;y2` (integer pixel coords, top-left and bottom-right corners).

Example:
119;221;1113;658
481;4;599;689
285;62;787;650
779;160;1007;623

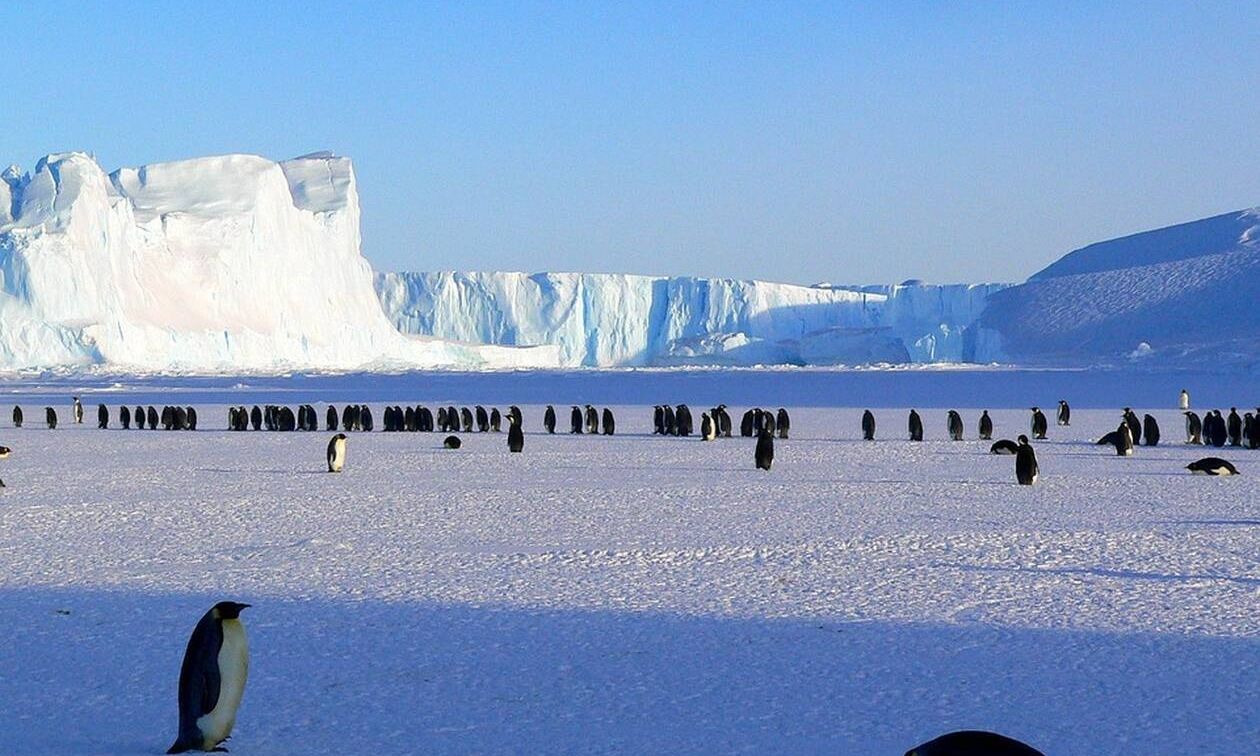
953;562;1260;588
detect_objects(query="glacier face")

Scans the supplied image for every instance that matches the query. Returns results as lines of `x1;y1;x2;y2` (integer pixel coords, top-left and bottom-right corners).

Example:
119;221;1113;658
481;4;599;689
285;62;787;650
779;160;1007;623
0;152;558;372
375;271;1009;367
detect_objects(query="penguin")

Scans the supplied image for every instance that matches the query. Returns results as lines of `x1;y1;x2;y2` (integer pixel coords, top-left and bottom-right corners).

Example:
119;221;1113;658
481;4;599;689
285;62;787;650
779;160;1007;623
250;406;263;432
509;406;523;428
382;406;396;432
990;439;1019;455
1095;430;1122;447
228;407;240;431
662;404;677;436
1227;408;1242;446
421;406;435;432
1143;414;1160;446
187;407;198;431
445;406;458;432
908;409;923;442
978;410;993;440
45;407;57;429
718;406;733;437
740;409;754;438
326;405;338;431
0;444;11;487
678;405;695;436
776;408;790;440
1244;413;1255;449
327;433;347;472
167;601;251;754
862;409;876;441
1056;399;1070;426
1209;410;1228;447
360;406;374;432
1015;435;1039;485
475;405;489;433
754;428;774;471
1115;422;1135;456
570;406;583;434
1122;408;1142;445
174;406;189;431
280;407;296;432
602;408;615;435
11;405;22;428
905;729;1044;756
489;408;502;433
161;406;174;430
946;410;964;441
134;405;145;429
1184;411;1203;444
443;435;462;449
1030;407;1048;440
507;416;524;453
147;406;159;430
701;412;716;441
652;405;664;435
73;396;83;424
120;405;131;430
1186;457;1239;476
760;410;774;438
97;403;109;429
585;405;599;434
342;404;356;432
1179;388;1190;410
544;405;557;434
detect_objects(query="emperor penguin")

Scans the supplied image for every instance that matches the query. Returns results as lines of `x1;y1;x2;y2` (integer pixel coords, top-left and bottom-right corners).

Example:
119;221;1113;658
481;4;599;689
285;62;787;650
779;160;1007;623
740;409;754;437
862;409;876;440
676;405;694;436
776;408;790;439
187;407;198;431
167;601;251;754
327;433;347;472
11;405;22;428
0;444;11;487
662;404;676;436
475;405;489;433
97;403;109;429
360;406;374;432
135;405;145;430
570;406;583;434
1143;414;1160;446
544;405;557;434
326;405;338;431
443;435;462;449
1122;408;1142;445
509;406;523;427
1115;421;1135;456
1179;388;1190;410
978;410;993;440
946;410;964;441
120;405;131;430
460;407;473;433
990;438;1019;455
73;396;83;424
1029;407;1048;440
602;408;615;435
1184;411;1203;444
147;406;159;430
507;415;525;453
1015;435;1039;485
701;412;716;441
1056;399;1070;426
250;406;263;432
905;729;1044;756
718;406;733;437
754;428;774;470
1186;457;1239;476
1227;408;1242;446
652;405;664;435
490;408;502;433
1209;410;1228;447
45;407;57;429
585;404;599;434
908;409;923;442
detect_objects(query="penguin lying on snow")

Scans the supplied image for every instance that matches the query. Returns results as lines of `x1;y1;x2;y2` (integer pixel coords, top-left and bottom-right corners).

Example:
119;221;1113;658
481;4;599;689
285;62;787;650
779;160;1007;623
905;729;1044;756
168;601;251;754
1186;457;1239;476
990;439;1019;455
443;435;462;449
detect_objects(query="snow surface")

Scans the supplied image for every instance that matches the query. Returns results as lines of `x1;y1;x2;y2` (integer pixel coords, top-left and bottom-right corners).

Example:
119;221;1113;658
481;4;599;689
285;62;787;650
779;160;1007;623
0;153;557;372
0;371;1256;754
375;272;1008;367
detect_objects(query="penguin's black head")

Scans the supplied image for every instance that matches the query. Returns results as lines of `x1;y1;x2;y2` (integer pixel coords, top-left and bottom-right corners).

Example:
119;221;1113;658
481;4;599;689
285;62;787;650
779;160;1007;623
213;601;251;620
1017;434;1029;444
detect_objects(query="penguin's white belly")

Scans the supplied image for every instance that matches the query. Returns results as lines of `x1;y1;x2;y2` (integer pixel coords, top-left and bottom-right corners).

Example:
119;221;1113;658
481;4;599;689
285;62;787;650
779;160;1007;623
198;619;249;747
329;439;346;472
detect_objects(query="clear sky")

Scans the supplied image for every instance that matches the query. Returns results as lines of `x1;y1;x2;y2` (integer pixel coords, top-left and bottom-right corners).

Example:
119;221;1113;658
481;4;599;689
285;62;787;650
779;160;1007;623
3;2;1258;284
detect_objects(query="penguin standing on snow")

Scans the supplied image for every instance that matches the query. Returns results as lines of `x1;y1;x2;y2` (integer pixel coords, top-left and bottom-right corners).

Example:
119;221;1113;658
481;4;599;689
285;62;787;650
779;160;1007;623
507;415;525;453
754;429;774;470
45;407;57;429
1143;414;1160;446
167;601;251;754
1227;408;1242;446
73;396;83;424
1115;422;1135;456
776;408;790;439
908;410;924;442
12;406;22;428
740;409;754;437
1184;411;1203;444
1179;388;1190;410
905;730;1044;756
701;412;716;441
602;408;615;435
544;405;557;434
1209;410;1228;447
1057;400;1070;426
120;405;131;430
97;403;109;429
490;408;502;433
568;406;582;434
1029;407;1048;440
862;410;876;441
946;410;964;441
978;410;993;440
1122;408;1142;445
1186;457;1239;476
327;433;347;472
1015;435;1039;485
585;405;599;434
653;406;664;435
326;405;338;431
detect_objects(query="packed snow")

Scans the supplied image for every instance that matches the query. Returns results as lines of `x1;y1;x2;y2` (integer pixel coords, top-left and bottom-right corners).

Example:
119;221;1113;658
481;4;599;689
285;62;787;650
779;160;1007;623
0;370;1255;754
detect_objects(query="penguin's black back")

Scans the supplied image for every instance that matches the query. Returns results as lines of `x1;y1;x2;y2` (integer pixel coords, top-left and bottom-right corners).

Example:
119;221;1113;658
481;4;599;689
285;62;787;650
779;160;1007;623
169;609;225;753
862;409;875;440
755;430;774;470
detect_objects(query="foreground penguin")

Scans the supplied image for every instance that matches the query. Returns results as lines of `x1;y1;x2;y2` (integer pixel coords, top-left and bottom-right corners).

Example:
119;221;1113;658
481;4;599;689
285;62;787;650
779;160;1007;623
327;433;347;473
1186;457;1239;476
754;428;774;470
1015;435;1039;485
507;416;525;453
862;410;876;440
905;729;1044;756
946;410;964;441
167;601;250;754
1056;399;1070;426
978;410;993;440
908;409;923;441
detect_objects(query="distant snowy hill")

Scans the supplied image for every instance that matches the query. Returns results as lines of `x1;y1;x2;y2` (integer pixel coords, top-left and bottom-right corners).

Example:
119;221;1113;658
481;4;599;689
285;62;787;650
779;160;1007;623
979;209;1260;368
375;272;1006;367
0;152;556;372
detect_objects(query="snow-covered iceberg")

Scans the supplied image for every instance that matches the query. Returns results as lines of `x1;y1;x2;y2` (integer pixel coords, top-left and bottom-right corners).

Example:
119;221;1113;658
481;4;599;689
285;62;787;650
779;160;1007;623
375;271;1008;367
0;152;558;372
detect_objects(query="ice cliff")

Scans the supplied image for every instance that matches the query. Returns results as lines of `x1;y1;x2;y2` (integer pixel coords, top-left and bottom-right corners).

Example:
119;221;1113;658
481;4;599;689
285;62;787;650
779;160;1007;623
0;152;557;371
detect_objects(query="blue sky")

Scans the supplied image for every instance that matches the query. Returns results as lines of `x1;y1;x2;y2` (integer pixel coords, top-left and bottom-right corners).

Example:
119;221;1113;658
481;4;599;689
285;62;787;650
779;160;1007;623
3;2;1258;283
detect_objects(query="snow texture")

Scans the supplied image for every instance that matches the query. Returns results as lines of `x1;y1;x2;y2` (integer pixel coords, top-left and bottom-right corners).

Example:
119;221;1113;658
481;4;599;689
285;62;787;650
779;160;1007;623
375;272;1007;367
0;152;557;372
0;371;1256;754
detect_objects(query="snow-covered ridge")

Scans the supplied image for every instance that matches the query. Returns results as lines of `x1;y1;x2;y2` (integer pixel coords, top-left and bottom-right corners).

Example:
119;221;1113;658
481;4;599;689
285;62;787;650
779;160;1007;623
375;271;1009;367
0;152;557;372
